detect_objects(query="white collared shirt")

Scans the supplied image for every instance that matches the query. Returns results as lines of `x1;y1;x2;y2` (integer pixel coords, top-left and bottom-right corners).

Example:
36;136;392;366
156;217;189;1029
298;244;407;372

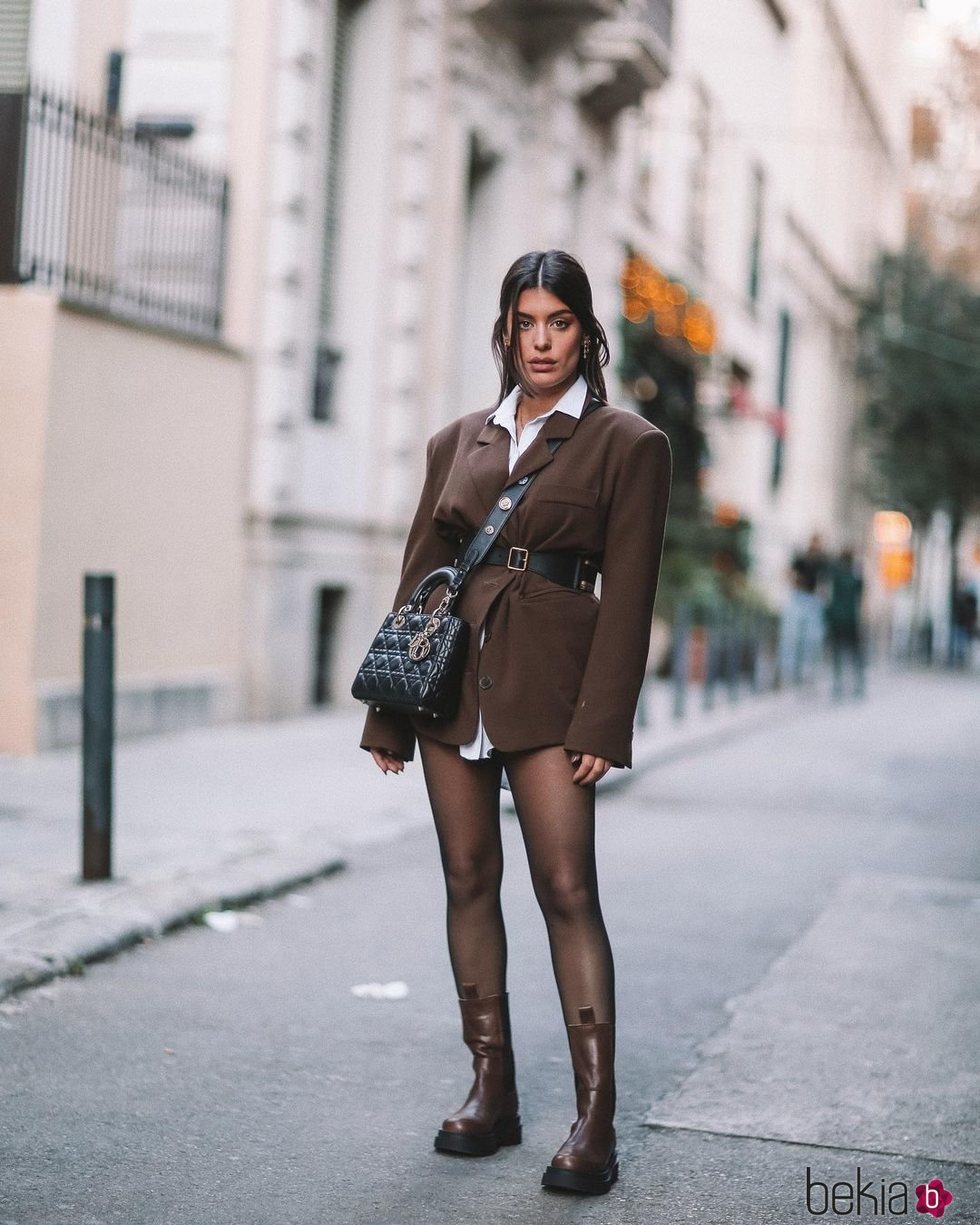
486;374;590;471
460;375;591;763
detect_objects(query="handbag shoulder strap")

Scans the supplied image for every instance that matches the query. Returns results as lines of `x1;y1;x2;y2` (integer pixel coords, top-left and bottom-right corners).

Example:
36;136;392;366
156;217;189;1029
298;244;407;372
408;396;605;607
455;435;564;579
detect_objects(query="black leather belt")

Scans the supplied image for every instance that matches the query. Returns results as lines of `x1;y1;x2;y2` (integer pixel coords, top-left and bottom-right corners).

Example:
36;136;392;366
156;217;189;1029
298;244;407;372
482;545;601;593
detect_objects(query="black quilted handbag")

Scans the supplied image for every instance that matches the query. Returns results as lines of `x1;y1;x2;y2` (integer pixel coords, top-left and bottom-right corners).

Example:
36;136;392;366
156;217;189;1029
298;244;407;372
351;566;469;720
352;435;568;722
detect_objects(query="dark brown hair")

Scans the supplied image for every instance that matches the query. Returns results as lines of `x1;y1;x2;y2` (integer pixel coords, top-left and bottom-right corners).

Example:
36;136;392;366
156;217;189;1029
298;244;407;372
491;250;610;406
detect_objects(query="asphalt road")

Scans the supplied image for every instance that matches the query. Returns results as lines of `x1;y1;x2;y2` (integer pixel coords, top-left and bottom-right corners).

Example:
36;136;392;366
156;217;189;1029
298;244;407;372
2;669;979;1225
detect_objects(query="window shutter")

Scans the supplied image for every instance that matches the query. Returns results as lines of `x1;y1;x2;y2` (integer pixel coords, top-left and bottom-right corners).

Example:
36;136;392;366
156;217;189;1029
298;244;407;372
0;0;32;91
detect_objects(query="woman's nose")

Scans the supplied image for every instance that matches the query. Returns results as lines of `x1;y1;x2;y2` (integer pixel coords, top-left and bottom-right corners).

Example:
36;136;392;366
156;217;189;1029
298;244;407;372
533;327;551;350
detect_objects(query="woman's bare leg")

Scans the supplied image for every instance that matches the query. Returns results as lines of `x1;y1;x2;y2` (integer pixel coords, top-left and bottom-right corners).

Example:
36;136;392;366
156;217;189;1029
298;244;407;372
502;746;615;1025
417;734;507;998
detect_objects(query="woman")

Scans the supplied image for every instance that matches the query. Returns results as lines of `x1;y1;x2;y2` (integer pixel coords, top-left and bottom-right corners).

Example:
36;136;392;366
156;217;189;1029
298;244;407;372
360;250;672;1196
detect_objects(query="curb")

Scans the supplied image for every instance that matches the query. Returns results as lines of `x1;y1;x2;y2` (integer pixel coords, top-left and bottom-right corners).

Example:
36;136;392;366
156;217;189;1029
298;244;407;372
0;846;346;1004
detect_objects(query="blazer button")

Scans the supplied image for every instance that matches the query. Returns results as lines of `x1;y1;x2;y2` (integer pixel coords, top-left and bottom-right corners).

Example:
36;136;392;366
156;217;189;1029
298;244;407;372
478;675;493;690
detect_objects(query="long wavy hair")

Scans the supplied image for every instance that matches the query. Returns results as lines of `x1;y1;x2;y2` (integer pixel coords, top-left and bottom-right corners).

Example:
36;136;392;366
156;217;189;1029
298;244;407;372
491;249;610;407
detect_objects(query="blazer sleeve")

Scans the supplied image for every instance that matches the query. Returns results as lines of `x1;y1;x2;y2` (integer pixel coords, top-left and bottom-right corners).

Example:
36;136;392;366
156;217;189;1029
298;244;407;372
563;427;672;769
359;433;459;762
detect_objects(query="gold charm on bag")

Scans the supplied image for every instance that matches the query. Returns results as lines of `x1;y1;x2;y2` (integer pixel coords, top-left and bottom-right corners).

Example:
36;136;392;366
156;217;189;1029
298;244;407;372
408;615;442;662
408;634;431;661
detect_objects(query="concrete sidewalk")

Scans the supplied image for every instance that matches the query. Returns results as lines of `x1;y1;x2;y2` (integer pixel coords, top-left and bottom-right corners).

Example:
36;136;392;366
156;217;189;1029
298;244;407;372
0;675;818;1002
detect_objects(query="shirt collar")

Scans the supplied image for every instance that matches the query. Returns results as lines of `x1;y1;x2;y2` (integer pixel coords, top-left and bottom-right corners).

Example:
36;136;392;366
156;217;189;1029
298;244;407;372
486;374;590;430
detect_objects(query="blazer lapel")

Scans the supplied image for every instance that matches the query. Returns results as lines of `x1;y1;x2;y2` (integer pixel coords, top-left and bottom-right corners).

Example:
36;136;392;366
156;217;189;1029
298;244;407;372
507;395;605;485
467;421;511;509
468;394;605;505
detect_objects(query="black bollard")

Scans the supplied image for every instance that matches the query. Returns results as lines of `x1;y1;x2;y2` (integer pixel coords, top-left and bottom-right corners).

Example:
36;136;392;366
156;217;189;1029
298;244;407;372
82;574;114;881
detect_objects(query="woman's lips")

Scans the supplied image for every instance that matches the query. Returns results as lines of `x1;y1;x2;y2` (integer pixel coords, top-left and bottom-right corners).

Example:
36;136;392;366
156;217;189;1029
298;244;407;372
529;360;556;369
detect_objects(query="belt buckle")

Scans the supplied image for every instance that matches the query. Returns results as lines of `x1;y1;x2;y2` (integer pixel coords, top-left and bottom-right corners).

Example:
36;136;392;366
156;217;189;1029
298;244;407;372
507;546;529;572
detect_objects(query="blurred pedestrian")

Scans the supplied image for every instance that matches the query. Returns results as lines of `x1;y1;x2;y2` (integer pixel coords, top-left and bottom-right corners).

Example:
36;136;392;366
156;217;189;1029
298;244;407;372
825;547;865;699
951;583;977;667
778;532;829;685
359;250;672;1195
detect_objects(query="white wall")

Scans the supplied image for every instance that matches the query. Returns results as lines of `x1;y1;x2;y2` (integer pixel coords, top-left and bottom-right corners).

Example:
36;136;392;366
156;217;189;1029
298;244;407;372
122;0;235;164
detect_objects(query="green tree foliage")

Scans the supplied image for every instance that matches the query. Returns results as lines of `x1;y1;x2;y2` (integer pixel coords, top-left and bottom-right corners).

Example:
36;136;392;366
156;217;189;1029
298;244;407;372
856;246;980;547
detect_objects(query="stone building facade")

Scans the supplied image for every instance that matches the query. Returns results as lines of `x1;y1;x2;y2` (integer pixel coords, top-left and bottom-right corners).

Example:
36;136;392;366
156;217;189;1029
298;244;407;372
5;0;928;748
3;0;675;745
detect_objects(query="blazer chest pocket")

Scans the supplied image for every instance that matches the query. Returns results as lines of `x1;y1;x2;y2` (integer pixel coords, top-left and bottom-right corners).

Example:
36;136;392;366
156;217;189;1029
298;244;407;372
535;483;599;509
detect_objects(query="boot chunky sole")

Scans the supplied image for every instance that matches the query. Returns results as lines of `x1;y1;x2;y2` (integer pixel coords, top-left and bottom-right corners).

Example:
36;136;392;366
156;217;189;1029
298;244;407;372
433;1114;522;1156
541;1151;619;1195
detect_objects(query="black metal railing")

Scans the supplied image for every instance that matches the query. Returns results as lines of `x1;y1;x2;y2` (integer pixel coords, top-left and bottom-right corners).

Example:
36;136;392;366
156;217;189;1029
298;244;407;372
0;81;228;339
645;0;673;48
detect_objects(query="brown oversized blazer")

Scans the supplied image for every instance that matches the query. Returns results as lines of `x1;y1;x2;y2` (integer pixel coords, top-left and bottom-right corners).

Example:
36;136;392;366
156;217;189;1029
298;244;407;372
359;393;672;769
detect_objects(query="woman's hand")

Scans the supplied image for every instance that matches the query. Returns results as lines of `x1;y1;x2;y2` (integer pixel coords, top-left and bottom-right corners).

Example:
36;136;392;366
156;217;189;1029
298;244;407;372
567;751;613;786
369;748;405;775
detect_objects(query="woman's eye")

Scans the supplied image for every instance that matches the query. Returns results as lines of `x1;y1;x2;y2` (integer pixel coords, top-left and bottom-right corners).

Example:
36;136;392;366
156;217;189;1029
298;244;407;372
553;319;569;329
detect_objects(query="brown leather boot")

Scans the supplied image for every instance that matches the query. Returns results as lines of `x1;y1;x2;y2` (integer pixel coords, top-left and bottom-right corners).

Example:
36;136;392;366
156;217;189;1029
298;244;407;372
541;1005;618;1194
433;984;522;1156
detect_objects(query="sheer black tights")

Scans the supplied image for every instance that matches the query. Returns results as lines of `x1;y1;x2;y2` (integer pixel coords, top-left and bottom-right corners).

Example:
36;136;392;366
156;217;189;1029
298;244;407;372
417;736;615;1026
417;736;508;1003
506;745;616;1026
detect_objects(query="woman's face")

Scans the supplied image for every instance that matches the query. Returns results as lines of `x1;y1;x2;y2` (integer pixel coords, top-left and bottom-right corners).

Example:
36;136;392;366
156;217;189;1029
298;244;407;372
508;287;584;398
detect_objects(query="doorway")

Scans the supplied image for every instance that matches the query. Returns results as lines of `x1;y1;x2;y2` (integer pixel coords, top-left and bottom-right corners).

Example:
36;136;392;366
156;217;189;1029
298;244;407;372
312;586;345;705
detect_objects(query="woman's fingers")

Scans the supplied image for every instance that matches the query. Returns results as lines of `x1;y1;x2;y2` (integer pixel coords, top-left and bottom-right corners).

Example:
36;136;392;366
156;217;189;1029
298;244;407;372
369;748;405;774
571;754;592;784
569;752;612;786
372;746;614;781
582;756;611;785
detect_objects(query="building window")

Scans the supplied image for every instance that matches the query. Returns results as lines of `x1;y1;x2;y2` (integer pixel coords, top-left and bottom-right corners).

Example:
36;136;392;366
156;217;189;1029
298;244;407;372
312;586;345;705
314;0;367;421
770;308;792;490
747;163;765;307
451;129;501;410
311;344;341;422
572;164;588;246
318;0;358;332
105;50;124;117
686;83;712;270
0;0;31;90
